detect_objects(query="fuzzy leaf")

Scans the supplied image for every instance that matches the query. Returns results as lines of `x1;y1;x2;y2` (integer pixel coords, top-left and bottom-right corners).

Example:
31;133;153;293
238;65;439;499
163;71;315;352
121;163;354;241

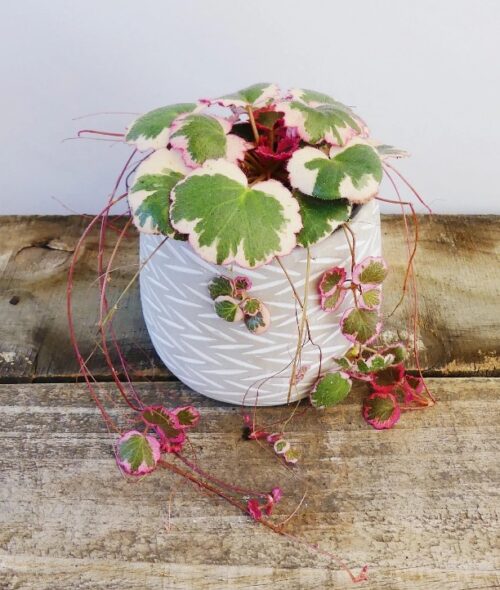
142;406;185;443
353;256;388;285
341;307;381;345
171;160;302;268
295;191;352;247
214;296;244;322
361;287;382;310
173;406;200;428
208;276;234;300
363;392;401;429
211;83;280;108
280;97;365;145
288;141;383;204
170;114;248;168
126;103;198;151
128;149;189;235
116;431;160;476
245;303;271;334
310;372;352;409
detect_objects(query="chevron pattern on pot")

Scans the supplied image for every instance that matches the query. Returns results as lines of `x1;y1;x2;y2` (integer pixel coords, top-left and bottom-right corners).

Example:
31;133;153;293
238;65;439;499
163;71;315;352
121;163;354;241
139;200;381;406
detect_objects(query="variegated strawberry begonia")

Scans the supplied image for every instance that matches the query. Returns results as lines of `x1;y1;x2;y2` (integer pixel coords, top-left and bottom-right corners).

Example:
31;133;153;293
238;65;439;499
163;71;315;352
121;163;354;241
126;83;406;269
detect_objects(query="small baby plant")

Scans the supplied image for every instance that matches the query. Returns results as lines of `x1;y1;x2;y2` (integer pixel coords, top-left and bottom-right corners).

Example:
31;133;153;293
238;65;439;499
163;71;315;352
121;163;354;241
243;415;300;465
115;404;200;475
313;256;434;428
208;274;271;334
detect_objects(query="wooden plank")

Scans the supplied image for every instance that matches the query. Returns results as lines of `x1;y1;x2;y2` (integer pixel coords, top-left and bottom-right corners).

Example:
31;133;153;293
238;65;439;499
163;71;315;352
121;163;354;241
0;215;498;382
1;378;499;589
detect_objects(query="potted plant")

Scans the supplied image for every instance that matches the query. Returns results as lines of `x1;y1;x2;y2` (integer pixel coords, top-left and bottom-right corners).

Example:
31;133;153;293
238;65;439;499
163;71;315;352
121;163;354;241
68;83;435;582
126;83;402;405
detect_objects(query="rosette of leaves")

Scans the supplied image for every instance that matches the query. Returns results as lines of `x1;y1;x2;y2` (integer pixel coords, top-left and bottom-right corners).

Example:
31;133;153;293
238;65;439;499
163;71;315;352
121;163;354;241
126;83;406;268
208;274;270;334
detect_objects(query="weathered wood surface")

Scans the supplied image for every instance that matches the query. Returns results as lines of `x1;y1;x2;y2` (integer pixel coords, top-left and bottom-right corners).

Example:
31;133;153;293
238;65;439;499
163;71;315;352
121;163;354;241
1;378;499;589
0;215;499;382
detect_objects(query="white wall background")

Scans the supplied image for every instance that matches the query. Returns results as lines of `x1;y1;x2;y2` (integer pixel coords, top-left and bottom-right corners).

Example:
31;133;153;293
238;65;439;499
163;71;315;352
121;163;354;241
1;0;499;215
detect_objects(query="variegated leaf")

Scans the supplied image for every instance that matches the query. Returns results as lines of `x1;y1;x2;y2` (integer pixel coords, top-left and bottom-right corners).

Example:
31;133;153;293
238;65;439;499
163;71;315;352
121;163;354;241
244;302;271;334
288;140;383;204
170;160;302;268
279;95;366;145
126;103;198;151
214;296;244;322
170;114;248;168
116;431;160;476
363;392;401;430
375;143;410;159
341;307;382;345
206;83;280;108
128;149;189;236
295;191;352;247
310;371;352;409
352;256;388;286
360;287;382;310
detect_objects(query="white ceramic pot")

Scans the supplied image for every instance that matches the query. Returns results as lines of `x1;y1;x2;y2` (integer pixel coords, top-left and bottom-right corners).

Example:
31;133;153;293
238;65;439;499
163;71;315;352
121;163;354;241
140;199;381;406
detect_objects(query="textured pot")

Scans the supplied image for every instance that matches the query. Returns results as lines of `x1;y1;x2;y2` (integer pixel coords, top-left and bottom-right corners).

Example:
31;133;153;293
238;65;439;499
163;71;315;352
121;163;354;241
140;199;381;406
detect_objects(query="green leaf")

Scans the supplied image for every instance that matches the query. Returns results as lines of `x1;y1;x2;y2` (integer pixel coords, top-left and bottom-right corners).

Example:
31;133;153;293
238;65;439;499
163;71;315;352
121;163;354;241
116;431;160;476
375;144;410;159
214;296;244;322
295;191;352;247
361;287;382;309
142;406;184;441
383;343;407;364
310;372;352;409
341;307;381;344
242;298;261;316
289;88;347;106
208;276;234;300
128;149;188;236
319;267;346;296
280;98;365;145
171;160;302;268
213;83;279;107
273;439;290;454
288;141;383;204
353;257;388;285
170;114;248;167
173;406;200;428
334;356;352;370
284;449;299;464
126;103;197;150
363;392;401;429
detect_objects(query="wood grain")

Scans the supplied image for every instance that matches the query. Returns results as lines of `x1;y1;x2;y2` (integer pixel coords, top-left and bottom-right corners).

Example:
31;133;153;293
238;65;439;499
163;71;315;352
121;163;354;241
1;379;499;589
0;215;498;382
